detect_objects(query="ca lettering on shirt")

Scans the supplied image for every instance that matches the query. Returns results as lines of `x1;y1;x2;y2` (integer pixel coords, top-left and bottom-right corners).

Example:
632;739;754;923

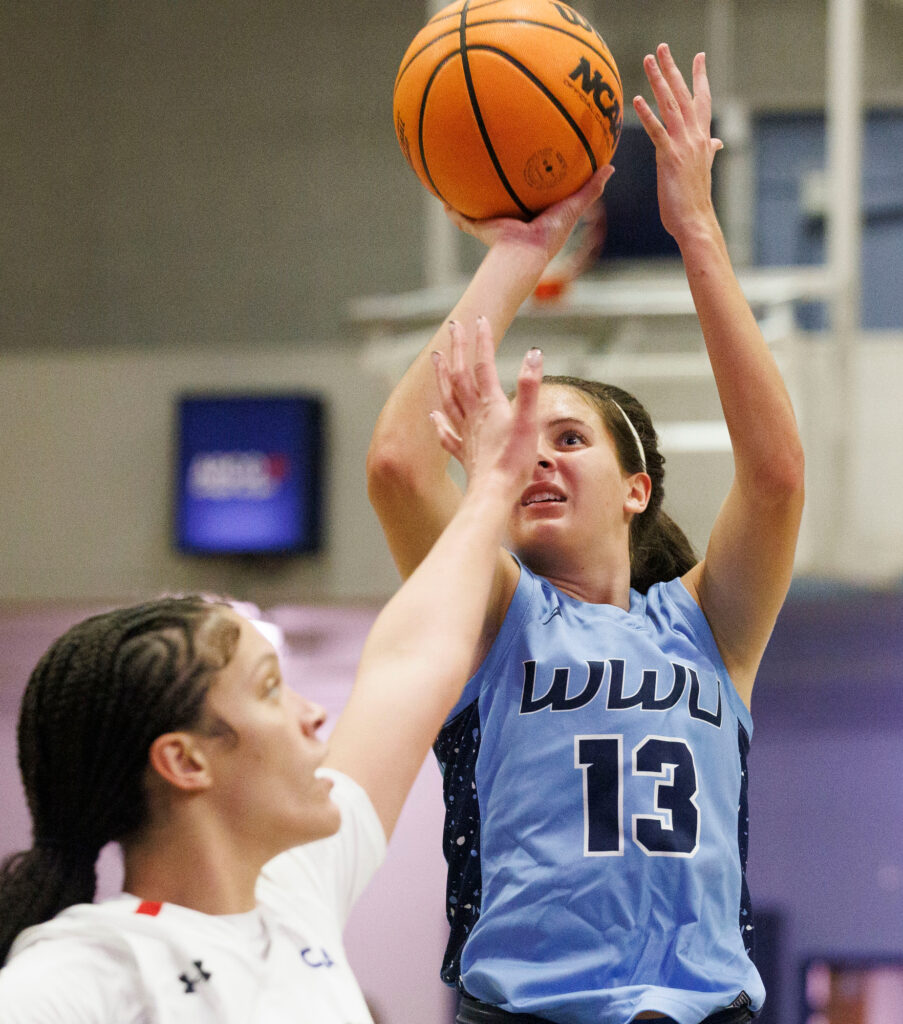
300;946;335;968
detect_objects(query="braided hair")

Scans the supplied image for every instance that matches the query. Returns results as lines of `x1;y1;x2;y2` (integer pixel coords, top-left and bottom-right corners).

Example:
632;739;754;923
543;376;698;593
0;596;239;964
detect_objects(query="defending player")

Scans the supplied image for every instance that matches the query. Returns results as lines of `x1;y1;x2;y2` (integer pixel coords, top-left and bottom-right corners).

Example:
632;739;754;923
0;334;544;1021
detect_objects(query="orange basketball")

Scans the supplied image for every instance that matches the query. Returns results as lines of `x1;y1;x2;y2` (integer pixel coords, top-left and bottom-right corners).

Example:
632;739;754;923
393;0;622;220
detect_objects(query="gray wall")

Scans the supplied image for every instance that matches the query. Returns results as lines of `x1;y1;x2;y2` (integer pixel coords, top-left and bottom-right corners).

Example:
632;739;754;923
3;1;426;351
7;0;903;356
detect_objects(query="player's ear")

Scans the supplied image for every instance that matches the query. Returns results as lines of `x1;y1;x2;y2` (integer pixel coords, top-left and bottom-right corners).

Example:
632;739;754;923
624;472;652;516
148;733;213;792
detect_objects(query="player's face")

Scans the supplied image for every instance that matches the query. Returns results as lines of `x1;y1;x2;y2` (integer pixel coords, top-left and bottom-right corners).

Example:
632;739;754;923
198;612;340;856
506;384;640;572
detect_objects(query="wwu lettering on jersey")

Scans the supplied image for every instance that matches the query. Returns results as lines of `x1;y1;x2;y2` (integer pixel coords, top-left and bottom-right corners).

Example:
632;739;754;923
518;659;722;727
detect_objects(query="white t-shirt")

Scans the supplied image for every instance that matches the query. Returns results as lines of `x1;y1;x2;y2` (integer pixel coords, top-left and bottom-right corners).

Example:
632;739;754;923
0;769;386;1024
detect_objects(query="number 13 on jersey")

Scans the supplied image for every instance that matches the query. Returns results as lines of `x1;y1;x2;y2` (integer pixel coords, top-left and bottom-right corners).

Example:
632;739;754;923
575;734;701;857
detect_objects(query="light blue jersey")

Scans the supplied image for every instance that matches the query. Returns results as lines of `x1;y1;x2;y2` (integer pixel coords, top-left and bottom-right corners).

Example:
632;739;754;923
434;560;764;1024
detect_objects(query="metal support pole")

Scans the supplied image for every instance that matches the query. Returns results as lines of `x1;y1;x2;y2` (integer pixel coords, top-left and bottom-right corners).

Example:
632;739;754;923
423;0;459;288
705;0;753;265
824;0;864;570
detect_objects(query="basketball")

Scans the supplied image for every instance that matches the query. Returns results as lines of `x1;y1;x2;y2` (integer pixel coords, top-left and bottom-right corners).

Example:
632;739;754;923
393;0;622;221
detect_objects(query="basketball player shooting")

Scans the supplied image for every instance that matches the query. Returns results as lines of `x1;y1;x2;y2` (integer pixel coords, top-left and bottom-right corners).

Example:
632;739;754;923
367;44;804;1024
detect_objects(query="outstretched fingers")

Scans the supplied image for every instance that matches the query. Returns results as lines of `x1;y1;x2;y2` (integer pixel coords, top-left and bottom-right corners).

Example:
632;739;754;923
430;318;497;463
636;43;713;144
433;328;462;420
691;51;714;135
655;43;696;126
429;318;542;488
633;45;721;243
639;48;684;139
448;318;479;410
471;316;502;400
429;406;463;458
632;90;667;148
430;346;464;459
509;348;543;461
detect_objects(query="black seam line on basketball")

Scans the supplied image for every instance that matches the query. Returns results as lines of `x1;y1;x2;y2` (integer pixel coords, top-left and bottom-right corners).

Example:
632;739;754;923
394;21;620;99
394;27;462;96
466;43;599;174
460;0;533;218
463;19;621;90
417;52;459;208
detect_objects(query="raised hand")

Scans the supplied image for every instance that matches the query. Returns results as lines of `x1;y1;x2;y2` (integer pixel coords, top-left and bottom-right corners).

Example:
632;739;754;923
633;44;723;244
443;165;614;263
430;317;541;496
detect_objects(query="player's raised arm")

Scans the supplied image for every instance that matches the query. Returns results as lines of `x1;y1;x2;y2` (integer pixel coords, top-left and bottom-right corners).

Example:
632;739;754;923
635;45;805;703
365;169;613;583
327;333;542;838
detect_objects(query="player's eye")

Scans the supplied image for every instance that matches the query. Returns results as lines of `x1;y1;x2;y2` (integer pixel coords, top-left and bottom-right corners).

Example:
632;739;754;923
558;429;586;447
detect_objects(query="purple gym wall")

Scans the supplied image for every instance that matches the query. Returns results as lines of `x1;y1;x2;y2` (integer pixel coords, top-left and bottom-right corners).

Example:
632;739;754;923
748;590;903;1022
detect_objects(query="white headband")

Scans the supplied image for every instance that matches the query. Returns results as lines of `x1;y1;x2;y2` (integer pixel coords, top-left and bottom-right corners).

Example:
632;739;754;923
611;401;647;472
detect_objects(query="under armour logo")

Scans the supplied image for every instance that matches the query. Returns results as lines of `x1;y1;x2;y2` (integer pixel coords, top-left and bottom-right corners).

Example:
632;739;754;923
541;606;562;625
179;960;212;993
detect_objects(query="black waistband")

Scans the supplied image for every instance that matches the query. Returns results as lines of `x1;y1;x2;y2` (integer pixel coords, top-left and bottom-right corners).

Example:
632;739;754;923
456;993;755;1024
455;995;551;1024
